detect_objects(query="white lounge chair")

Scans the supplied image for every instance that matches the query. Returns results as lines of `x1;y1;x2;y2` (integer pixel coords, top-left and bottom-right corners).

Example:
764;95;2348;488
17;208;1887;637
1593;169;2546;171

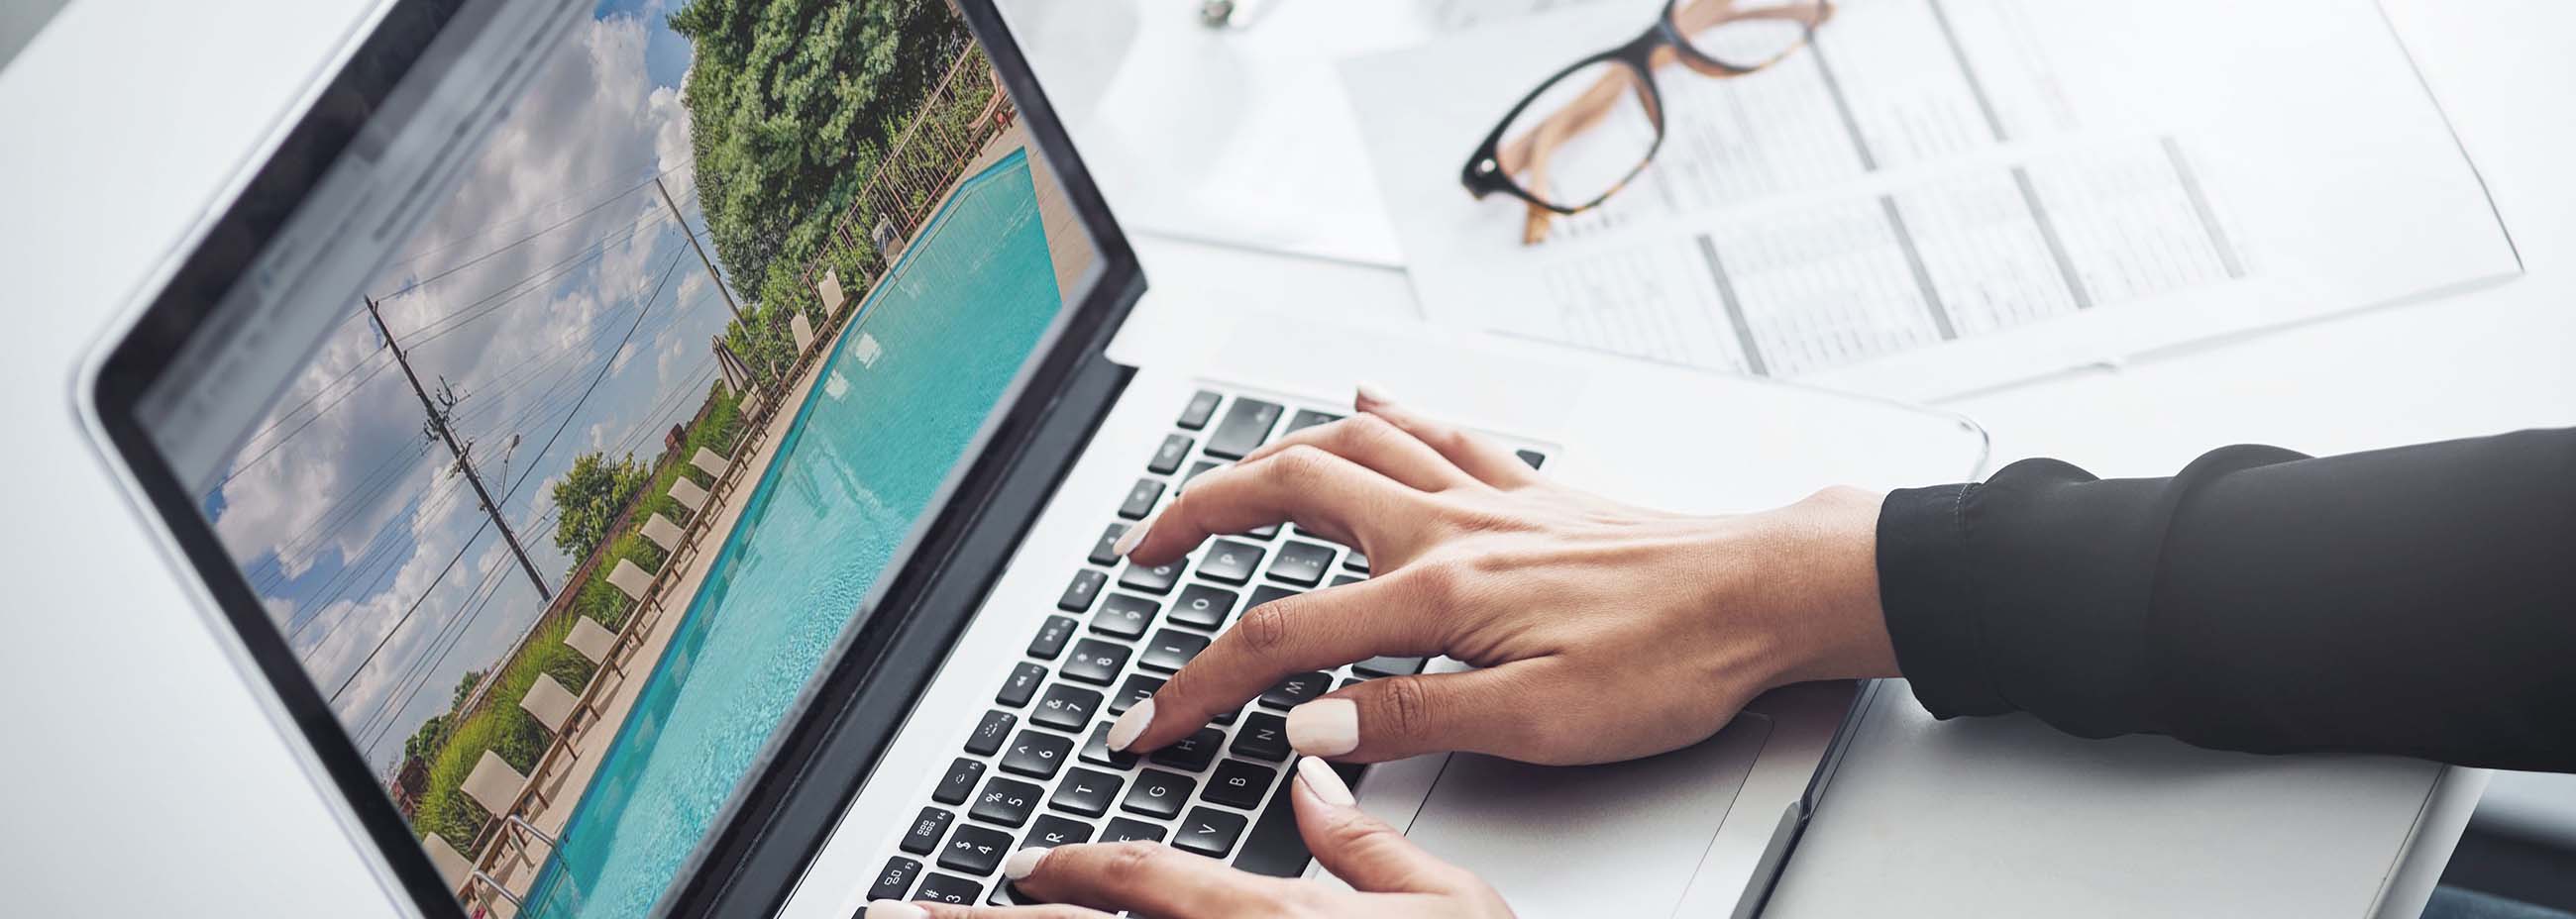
461;751;530;821
668;475;709;514
818;269;846;316
640;513;686;555
564;616;619;670
691;447;730;479
518;673;584;737
423;832;476;888
606;559;655;604
791;312;816;355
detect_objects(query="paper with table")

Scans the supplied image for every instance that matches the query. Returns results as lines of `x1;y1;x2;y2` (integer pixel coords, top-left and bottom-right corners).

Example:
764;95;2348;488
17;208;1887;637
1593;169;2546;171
1342;0;2521;399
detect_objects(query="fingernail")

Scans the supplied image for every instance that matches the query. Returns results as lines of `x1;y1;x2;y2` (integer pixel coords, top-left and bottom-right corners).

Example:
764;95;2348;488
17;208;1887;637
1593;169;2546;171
1286;698;1358;757
863;900;926;919
1003;847;1050;881
1106;698;1152;752
1354;381;1394;408
1296;756;1355;806
1110;508;1158;558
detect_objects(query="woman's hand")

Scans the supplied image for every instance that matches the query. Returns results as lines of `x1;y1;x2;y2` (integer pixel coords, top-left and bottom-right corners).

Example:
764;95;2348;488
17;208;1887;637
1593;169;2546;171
1106;386;1897;766
870;758;1514;918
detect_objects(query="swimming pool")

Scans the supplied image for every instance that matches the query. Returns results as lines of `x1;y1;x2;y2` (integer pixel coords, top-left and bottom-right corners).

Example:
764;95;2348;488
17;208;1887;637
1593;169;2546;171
516;149;1061;919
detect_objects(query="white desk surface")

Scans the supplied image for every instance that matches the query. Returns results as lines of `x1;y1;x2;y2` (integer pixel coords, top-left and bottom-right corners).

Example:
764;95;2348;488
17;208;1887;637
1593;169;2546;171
0;1;2568;917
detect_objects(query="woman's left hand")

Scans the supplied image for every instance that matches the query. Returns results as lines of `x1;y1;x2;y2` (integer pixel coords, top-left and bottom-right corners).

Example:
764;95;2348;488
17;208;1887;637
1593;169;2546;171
867;758;1514;919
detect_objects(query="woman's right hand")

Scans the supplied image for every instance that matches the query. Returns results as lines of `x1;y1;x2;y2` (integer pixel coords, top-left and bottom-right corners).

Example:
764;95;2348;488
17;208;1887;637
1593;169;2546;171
1103;386;1899;766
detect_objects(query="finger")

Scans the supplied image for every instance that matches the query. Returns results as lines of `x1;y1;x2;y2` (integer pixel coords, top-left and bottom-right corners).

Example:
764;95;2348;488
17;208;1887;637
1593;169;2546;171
1116;445;1434;566
1112;574;1448;754
1290;663;1556;764
1351;386;1537;489
1231;412;1477;493
1288;757;1479;896
997;841;1300;918
892;899;1107;919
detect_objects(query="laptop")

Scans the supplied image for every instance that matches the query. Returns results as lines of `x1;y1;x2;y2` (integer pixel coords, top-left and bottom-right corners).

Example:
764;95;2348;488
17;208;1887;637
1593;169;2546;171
76;0;1986;916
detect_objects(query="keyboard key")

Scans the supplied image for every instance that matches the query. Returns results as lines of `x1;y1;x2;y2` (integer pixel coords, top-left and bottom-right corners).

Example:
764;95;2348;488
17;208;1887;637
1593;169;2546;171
1059;640;1129;686
1109;673;1163;715
1118;560;1182;595
1178;390;1222;429
1175;806;1250;859
1121;768;1196;819
1330;573;1364;588
967;710;1017;757
869;856;923;901
1168;583;1237;631
1026;615;1077;660
1102;817;1168;844
1344;551;1369;572
1049;766;1125;817
1230;713;1291;762
1137;629;1211;673
1080;723;1140;769
915;872;984;905
1148;433;1194;474
996;662;1047;707
1030;684;1104;733
1515;449;1547;469
1352;656;1427;678
1092;593;1158;640
1000;730;1076;779
1245;522;1282;540
1058;569;1108;612
1025;813;1096;849
1204;760;1276;810
902;807;954;856
1282;409;1341;436
1181;459;1223;490
941;822;1015;874
1234;762;1361;877
1267;541;1336;587
1149;727;1225;771
1244;583;1300;613
1195;539;1266;585
1258;672;1330;710
1118;477;1164;520
969;776;1045;828
1205;398;1284;460
934;758;985;805
1088;524;1128;566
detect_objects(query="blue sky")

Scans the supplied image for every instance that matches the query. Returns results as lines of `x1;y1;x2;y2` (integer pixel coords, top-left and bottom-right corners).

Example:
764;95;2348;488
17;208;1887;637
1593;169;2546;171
204;0;733;771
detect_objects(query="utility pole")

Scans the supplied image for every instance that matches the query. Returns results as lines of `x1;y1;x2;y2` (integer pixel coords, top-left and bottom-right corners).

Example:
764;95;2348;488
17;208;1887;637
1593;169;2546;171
365;296;554;601
658;175;743;325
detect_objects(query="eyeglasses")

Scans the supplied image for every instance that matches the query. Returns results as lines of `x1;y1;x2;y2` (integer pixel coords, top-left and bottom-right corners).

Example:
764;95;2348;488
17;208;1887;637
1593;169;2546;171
1459;0;1835;245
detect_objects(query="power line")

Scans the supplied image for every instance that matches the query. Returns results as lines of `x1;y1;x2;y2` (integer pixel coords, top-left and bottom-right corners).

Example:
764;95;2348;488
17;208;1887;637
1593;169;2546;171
379;160;690;278
370;167;681;305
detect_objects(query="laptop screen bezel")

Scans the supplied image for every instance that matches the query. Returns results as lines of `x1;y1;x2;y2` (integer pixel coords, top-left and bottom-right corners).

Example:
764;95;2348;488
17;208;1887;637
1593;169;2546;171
76;0;1144;915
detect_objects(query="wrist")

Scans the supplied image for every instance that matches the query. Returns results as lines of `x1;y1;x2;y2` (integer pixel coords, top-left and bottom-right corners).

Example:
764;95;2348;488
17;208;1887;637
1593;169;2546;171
1758;486;1898;684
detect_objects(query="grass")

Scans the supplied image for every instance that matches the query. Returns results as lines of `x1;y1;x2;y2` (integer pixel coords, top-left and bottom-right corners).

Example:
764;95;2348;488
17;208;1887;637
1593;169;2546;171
407;385;746;852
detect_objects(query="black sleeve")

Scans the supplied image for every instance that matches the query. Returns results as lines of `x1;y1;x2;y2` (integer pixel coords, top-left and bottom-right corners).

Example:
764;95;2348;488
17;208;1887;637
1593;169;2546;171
1876;428;2576;771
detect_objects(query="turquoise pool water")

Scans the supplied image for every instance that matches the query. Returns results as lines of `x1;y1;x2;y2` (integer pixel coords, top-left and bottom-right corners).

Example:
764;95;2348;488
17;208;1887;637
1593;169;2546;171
515;150;1060;919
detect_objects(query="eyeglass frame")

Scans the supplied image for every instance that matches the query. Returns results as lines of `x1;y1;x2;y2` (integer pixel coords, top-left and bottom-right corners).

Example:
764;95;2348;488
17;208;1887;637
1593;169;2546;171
1458;0;1835;222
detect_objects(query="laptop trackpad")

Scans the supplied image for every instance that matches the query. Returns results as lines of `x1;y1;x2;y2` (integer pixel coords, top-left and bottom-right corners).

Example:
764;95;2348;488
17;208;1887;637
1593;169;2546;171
1396;713;1771;917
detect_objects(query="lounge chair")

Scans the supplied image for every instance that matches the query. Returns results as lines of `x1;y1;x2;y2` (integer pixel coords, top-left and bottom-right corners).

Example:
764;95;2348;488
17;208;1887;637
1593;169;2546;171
606;559;655;604
818;269;846;317
791;312;816;355
423;832;476;888
461;751;531;822
639;513;686;555
667;475;709;514
691;447;730;480
564;616;620;671
518;673;585;738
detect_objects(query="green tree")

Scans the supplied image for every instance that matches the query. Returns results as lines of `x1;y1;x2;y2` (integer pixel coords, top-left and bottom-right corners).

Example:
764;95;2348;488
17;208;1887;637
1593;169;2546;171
667;0;969;331
450;668;485;710
551;452;651;566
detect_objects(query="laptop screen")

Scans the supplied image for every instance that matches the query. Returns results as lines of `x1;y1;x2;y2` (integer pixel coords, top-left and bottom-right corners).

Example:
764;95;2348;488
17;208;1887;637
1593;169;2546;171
125;1;1098;914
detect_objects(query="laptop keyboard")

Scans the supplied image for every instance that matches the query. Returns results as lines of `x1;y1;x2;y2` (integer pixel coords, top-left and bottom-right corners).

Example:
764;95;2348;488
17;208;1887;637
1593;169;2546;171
862;387;1544;908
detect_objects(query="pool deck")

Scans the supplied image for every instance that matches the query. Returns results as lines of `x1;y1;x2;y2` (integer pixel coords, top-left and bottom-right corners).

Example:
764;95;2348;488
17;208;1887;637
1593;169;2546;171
468;130;1093;918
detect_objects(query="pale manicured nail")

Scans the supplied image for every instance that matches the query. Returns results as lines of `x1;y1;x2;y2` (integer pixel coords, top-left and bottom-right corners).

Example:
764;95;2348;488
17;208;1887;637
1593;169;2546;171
1110;508;1158;558
1354;381;1394;408
1296;756;1355;806
863;900;926;919
1003;847;1050;881
1106;698;1152;752
1286;698;1359;757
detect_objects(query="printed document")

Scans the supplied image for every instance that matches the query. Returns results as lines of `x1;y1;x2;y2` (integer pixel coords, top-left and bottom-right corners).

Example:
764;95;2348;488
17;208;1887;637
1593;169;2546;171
1344;0;2520;398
